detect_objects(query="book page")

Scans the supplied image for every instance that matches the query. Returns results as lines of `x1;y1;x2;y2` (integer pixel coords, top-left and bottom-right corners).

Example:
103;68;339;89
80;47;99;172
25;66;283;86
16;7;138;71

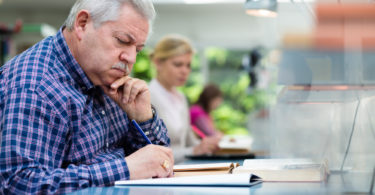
233;158;327;182
115;173;261;187
242;158;319;170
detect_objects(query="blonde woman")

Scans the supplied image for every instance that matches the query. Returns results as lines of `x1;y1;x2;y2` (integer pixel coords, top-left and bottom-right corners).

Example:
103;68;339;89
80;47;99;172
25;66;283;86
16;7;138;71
149;35;221;163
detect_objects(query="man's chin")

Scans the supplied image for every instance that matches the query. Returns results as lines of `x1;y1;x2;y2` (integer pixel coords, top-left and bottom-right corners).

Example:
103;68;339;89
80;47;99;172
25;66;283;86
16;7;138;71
105;77;121;86
95;81;114;90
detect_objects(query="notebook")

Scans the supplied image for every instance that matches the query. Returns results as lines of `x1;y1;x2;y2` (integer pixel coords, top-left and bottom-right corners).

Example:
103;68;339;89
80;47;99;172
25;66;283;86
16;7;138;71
115;173;262;187
173;159;328;182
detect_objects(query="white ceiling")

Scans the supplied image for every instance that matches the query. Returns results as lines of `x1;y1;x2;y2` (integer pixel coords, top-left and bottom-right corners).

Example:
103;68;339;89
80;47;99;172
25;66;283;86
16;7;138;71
0;0;317;49
151;2;315;49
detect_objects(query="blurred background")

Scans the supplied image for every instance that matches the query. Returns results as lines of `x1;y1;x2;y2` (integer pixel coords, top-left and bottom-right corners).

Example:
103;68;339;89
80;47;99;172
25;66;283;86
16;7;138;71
1;0;311;135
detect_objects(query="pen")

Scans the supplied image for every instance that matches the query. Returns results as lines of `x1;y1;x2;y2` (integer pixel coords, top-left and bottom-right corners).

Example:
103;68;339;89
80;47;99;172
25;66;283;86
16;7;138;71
132;119;172;174
191;125;206;139
131;119;152;144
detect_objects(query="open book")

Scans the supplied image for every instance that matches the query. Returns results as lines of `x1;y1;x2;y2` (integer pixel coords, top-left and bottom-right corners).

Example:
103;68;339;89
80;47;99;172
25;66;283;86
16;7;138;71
232;159;329;182
173;162;239;177
115;163;261;187
173;159;328;182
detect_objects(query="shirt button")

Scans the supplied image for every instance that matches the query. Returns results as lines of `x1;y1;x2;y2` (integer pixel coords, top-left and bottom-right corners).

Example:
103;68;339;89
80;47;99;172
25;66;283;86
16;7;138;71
101;110;106;115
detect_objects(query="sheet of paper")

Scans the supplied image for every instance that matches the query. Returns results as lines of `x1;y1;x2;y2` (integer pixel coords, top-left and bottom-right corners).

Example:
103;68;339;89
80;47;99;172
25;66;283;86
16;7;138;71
115;173;261;187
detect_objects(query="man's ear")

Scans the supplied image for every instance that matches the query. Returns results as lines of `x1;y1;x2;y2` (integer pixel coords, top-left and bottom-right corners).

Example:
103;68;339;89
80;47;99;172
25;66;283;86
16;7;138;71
74;10;90;40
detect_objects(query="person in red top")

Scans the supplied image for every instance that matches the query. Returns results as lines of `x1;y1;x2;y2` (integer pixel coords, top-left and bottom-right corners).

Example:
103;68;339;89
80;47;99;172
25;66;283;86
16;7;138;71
190;84;224;138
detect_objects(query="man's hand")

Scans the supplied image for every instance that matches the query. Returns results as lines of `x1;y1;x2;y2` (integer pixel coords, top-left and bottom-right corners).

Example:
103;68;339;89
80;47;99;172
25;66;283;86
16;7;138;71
101;76;153;122
193;135;221;155
125;145;174;179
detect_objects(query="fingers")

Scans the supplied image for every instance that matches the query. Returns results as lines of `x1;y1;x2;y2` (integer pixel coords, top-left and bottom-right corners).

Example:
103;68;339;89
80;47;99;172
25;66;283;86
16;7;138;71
209;135;222;142
152;145;174;178
202;144;217;154
154;155;173;178
128;80;148;103
155;145;174;165
126;145;174;180
109;76;148;104
121;77;135;103
197;137;220;154
203;136;220;146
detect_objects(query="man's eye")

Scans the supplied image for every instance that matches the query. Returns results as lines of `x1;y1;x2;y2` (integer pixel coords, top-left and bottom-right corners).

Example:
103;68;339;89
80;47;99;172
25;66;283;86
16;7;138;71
116;37;128;45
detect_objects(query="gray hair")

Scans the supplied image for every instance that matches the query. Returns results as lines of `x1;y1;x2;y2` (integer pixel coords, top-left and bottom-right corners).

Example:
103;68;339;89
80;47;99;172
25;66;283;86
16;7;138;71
64;0;155;32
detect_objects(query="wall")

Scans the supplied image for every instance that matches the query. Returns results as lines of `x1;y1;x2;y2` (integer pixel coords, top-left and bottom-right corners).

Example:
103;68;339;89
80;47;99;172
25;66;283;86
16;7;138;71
0;1;314;50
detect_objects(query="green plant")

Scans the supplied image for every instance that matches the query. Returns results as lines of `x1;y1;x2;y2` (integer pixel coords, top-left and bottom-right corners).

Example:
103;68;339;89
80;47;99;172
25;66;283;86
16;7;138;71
132;49;154;82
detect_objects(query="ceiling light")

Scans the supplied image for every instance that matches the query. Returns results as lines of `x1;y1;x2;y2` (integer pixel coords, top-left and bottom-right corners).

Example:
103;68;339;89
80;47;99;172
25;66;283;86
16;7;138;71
245;0;278;17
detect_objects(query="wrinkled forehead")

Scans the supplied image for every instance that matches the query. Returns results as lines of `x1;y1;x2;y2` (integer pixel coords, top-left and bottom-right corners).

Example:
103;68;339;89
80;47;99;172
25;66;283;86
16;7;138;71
111;4;150;43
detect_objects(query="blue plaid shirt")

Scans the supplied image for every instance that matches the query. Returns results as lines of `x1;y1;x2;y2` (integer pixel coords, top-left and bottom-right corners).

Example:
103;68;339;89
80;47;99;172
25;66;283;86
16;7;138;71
0;28;170;194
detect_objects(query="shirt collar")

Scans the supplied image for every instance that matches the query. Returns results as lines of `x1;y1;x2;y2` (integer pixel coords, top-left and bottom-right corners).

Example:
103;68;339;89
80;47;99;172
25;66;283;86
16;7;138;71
53;27;95;93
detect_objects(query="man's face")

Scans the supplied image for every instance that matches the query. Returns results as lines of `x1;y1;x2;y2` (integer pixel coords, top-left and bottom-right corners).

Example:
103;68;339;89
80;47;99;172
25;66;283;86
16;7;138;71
77;4;149;87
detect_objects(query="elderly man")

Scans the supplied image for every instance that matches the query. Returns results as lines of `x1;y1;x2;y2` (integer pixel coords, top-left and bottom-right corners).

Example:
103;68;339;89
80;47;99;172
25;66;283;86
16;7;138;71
0;0;173;194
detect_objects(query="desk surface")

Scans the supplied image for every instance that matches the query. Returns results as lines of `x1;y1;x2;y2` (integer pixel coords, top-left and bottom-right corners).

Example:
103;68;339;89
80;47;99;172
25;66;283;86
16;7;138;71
70;172;374;195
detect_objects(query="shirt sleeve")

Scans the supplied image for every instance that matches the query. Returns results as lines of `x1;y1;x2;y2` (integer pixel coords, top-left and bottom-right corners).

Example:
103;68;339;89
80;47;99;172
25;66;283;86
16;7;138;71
0;87;128;194
193;115;217;136
122;107;170;156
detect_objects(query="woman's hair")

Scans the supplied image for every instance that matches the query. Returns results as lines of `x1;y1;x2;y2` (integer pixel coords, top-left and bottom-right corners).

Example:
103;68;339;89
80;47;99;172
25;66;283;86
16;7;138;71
64;0;155;31
150;34;194;61
196;84;222;113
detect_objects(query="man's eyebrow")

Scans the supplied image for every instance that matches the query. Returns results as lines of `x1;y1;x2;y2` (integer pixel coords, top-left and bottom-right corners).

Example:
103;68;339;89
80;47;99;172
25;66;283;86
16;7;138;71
115;31;135;41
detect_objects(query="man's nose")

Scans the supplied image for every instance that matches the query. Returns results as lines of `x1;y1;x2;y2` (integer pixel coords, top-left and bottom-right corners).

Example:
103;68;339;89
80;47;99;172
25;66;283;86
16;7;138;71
119;47;137;65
